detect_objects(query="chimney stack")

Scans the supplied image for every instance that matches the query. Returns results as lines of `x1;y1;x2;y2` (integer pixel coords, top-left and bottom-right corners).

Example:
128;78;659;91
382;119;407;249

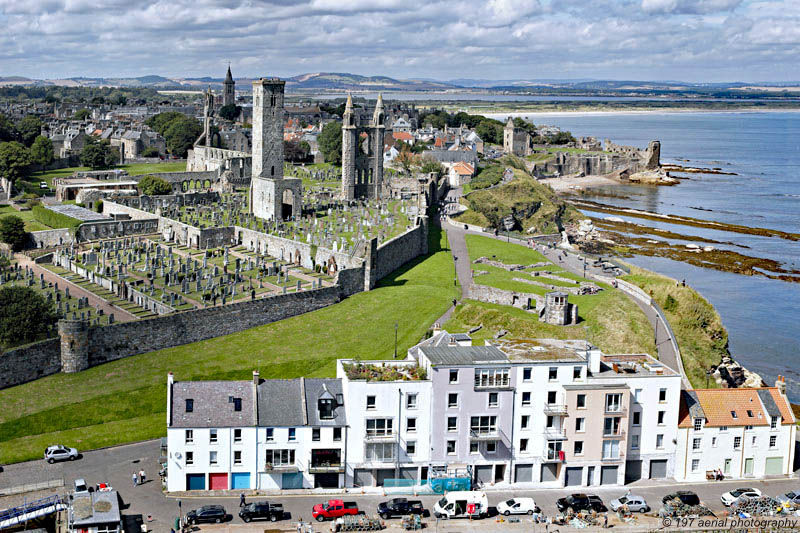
253;370;260;385
776;375;787;395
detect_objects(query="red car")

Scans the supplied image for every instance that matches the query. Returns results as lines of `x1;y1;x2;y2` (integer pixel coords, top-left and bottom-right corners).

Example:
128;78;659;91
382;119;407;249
312;499;359;522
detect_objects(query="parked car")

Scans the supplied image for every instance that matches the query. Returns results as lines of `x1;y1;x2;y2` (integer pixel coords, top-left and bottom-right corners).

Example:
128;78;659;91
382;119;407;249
186;505;227;525
777;491;800;506
39;182;48;190
433;491;489;519
609;494;649;513
44;445;79;463
95;482;112;492
497;497;539;516
556;494;607;514
377;498;424;519
312;499;359;522
662;491;700;506
73;479;89;495
239;501;284;523
721;488;762;507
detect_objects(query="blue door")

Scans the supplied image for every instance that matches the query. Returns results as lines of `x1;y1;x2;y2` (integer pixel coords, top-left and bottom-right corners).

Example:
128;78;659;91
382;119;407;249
186;473;205;490
231;473;251;489
282;472;303;489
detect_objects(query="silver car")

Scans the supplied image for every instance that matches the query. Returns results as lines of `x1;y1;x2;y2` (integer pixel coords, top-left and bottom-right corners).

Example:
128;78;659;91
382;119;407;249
609;494;650;513
44;445;79;463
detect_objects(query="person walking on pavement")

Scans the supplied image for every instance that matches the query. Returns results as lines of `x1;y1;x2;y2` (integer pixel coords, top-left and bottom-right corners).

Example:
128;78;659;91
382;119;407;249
139;469;146;484
240;493;246;507
132;472;138;486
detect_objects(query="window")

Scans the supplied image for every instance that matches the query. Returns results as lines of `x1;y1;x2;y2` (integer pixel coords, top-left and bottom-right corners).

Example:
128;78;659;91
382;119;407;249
712;437;717;447
185;430;193;444
631;434;639;449
185;451;194;465
573;366;582;380
692;438;701;450
659;388;667;403
366;396;376;410
318;398;334;419
474;368;509;387
656;434;664;449
719;426;728;432
733;436;742;450
522;392;531;406
366;418;394;437
313;428;320;441
449;369;459;383
523;368;532;381
745;425;753;431
604;417;620;436
634;388;642;403
448;393;458;408
185;399;194;412
209;429;218;444
233;429;242;443
266;428;274;442
746;409;754;418
406;441;416;455
731;410;738;419
657;411;665;425
752;435;757;445
209;451;218;465
266;449;296;466
771;416;779;429
633;411;641;426
470;415;497;435
577;394;586;409
547;391;557;405
521;415;530;429
486;441;497;453
520;438;529;452
288;428;296;442
232;397;242;412
234;450;242;465
575;417;585;432
470;441;479;453
574;441;584;455
546;415;555;429
770;435;777;448
447;417;458;432
406;393;418;410
605;393;622;413
691;459;700;472
488;392;499;408
693;418;703;431
407;418;417;432
333;428;342;441
447;440;456;455
548;367;558;381
602;439;620;460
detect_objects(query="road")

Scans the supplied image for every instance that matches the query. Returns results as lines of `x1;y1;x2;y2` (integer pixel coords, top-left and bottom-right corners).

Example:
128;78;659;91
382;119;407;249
2;440;799;532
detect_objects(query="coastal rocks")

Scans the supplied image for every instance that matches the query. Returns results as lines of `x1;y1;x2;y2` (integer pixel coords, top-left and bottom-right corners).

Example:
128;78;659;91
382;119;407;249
711;355;765;389
627;168;678;185
662;164;738;176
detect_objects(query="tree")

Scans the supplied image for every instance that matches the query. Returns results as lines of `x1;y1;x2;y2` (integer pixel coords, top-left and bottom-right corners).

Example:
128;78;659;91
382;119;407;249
72;109;91;121
145;112;185;134
137;175;172;195
30;135;54;171
284;140;309;162
0;114;15;142
0;285;59;347
317;121;342;165
420;155;445;178
0;141;32;181
0;215;28;251
395;149;420;175
80;139;116;169
218;104;241;121
163;116;202;158
475;120;503;145
141;146;160;158
15;116;42;147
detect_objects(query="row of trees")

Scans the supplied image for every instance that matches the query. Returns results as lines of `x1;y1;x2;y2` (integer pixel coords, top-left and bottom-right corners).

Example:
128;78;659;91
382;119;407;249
145;112;203;158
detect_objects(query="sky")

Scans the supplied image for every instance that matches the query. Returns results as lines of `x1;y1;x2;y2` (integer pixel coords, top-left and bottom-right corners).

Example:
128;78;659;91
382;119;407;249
0;0;799;83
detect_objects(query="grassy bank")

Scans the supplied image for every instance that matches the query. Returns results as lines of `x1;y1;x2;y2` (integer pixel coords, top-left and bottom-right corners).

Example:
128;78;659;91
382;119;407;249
0;222;458;464
622;265;728;389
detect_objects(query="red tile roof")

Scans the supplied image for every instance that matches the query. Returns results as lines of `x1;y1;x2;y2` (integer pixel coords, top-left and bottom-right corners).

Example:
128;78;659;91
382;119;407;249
678;387;793;427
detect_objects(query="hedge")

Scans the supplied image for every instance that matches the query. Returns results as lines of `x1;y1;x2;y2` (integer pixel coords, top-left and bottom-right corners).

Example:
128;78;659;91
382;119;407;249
31;205;82;230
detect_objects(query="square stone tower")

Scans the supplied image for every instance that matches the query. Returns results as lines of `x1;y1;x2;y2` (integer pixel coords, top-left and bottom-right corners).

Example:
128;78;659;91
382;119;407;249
251;78;302;221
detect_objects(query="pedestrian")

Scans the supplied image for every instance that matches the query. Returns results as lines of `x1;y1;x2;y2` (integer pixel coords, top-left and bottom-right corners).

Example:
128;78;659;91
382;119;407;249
604;513;608;528
240;493;246;507
139;469;146;484
297;518;304;533
132;472;138;487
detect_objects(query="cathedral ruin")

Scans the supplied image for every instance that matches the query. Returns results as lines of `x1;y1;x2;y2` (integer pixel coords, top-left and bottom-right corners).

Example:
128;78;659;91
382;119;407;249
341;93;385;200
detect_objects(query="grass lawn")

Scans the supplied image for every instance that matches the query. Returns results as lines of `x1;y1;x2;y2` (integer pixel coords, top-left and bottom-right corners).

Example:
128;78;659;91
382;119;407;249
0;205;51;232
20;162;187;195
0;221;458;463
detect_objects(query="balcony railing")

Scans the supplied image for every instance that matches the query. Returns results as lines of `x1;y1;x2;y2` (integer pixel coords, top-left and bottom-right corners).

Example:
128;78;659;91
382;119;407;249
601;453;625;463
543;403;568;415
469;429;500;441
365;431;397;442
604;407;627;416
544;428;567;440
308;463;345;474
474;376;511;389
264;462;299;473
602;430;626;439
542;449;565;462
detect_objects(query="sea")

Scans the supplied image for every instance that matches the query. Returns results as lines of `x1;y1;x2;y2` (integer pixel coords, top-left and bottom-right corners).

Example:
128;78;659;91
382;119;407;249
487;111;800;400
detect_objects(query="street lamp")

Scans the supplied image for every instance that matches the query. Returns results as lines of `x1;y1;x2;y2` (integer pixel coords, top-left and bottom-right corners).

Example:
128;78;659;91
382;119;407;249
394;322;398;359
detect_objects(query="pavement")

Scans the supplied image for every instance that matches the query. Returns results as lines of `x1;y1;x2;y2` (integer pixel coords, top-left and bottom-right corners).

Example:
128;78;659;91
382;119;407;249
3;440;799;532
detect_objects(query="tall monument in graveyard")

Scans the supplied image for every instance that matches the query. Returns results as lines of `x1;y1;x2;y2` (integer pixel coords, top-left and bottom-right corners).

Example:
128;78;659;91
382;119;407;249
341;93;385;200
250;78;302;221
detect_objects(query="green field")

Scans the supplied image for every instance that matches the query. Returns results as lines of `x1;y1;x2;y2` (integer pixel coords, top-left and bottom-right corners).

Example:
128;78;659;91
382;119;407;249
0;221;458;463
0;205;51;232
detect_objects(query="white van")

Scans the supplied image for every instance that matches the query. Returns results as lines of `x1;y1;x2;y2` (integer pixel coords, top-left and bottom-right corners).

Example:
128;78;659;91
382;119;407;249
433;491;488;519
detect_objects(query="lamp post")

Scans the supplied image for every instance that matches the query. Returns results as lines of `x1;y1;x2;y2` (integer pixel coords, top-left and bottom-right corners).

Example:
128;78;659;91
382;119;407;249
394;322;398;359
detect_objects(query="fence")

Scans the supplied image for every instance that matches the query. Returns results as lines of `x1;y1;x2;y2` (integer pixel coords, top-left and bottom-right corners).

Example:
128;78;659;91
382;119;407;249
383;477;471;495
0;479;64;497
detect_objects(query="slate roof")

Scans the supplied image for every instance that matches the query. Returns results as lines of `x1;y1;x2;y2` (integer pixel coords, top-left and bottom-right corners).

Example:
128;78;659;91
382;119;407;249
304;378;347;426
419;345;508;366
171;380;254;428
71;490;121;527
257;379;305;427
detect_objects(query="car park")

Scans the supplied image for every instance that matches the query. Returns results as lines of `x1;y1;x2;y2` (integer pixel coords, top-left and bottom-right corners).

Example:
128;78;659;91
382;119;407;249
721;488;762;507
238;501;284;523
44;445;79;463
609;494;649;513
497;497;538;516
186;505;227;524
556;494;607;514
662;491;700;506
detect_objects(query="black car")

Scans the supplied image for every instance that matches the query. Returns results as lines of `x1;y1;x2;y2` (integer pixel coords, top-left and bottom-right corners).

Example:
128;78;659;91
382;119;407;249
556;494;607;514
239;501;284;523
662;491;700;506
377;498;424;519
186;505;227;524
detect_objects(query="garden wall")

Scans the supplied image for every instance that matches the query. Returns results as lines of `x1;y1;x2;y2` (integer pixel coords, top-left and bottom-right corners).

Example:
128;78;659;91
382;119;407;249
0;338;61;389
366;216;429;288
28;228;74;248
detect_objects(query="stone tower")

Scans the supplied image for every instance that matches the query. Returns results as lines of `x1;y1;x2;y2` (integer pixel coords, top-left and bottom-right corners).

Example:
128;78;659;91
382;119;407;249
543;291;577;326
341;93;385;200
58;319;89;373
250;78;302;221
223;65;235;107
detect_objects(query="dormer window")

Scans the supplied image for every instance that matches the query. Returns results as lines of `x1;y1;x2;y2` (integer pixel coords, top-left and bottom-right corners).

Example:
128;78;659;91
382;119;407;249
232;397;242;412
185;399;194;413
731;410;738;419
693;418;703;431
319;398;334;420
746;410;753;417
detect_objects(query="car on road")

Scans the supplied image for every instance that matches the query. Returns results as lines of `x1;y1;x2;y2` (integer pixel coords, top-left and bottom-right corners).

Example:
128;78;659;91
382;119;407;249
312;499;359;521
186;505;228;525
777;491;800;506
73;479;89;495
662;491;700;506
721;488;762;507
609;494;649;513
377;498;424;519
238;501;284;523
44;445;79;463
556;494;607;514
497;497;538;516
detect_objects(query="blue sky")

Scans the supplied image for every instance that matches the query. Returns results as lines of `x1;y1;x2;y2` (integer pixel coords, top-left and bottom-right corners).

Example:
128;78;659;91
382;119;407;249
1;0;798;82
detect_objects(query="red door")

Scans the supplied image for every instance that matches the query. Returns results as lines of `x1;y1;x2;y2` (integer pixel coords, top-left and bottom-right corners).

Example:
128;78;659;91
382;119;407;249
209;473;228;490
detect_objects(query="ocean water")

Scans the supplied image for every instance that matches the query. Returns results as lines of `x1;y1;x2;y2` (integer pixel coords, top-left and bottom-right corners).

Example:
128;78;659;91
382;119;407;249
500;112;800;400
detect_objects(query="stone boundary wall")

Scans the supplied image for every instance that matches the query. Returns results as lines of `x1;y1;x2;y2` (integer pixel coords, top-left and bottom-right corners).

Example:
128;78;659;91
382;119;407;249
128;285;175;316
28;228;74;249
235;226;361;271
77;218;159;242
103;201;155;221
367;216;428;287
0;338;61;389
469;284;541;311
53;253;117;292
334;265;366;298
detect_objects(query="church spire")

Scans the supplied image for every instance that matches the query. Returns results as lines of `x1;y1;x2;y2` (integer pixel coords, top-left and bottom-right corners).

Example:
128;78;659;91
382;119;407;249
345;92;353;112
372;92;384;125
225;64;233;83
